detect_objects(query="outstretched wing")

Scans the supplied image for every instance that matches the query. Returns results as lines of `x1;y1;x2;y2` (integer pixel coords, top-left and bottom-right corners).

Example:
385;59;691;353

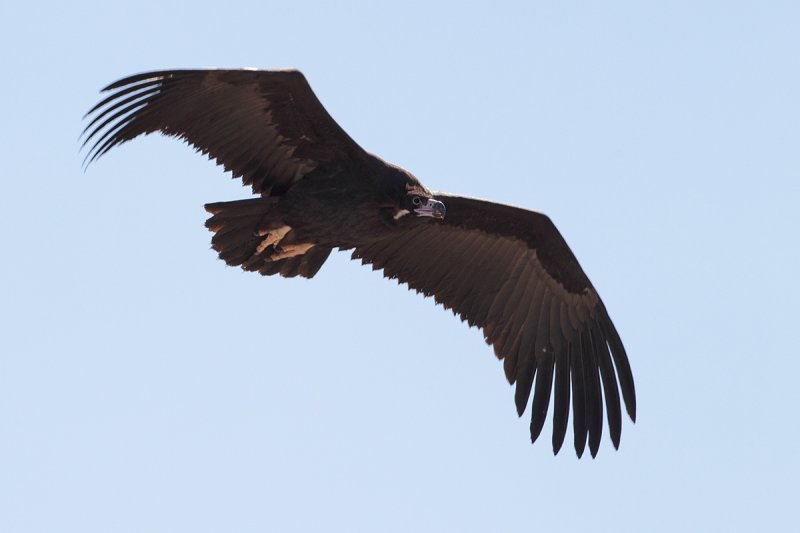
82;69;370;196
351;194;636;457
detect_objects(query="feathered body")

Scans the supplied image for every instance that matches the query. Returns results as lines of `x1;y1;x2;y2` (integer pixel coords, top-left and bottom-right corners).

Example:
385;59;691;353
83;68;636;457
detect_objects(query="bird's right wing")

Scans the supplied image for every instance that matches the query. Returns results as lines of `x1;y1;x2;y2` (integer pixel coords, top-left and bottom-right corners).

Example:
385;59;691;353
351;193;635;457
83;69;372;196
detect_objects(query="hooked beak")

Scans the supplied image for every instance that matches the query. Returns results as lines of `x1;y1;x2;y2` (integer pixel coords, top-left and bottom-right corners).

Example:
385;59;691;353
414;199;446;220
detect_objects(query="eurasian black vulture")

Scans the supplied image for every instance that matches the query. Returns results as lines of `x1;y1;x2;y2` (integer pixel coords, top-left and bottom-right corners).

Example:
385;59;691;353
82;69;636;457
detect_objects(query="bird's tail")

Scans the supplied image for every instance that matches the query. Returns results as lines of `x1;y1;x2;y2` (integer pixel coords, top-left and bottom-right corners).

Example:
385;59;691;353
204;198;331;279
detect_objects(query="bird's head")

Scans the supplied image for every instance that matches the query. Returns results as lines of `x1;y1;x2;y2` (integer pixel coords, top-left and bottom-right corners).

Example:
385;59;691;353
393;184;446;221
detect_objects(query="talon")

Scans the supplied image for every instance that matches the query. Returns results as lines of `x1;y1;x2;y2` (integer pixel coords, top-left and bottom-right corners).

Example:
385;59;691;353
271;243;315;261
255;225;292;254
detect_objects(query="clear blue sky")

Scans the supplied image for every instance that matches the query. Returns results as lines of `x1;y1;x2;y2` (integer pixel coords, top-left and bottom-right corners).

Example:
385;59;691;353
2;1;798;531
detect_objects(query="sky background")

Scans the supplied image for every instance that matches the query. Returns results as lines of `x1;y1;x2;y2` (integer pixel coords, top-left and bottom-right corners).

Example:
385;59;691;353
2;1;799;531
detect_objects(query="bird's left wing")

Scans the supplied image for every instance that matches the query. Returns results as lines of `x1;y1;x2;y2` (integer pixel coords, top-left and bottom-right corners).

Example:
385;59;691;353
351;193;636;457
82;69;370;196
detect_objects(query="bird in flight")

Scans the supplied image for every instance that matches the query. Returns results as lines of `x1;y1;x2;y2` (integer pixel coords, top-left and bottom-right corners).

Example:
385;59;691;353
82;69;635;457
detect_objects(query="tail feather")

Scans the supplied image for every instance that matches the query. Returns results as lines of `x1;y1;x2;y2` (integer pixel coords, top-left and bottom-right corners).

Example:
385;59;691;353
204;198;331;279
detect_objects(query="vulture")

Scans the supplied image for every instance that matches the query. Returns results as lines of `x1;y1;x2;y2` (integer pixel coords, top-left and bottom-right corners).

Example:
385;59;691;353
82;68;636;458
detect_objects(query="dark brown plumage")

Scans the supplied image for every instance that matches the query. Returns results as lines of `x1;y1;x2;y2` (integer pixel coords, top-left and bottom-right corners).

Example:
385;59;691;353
83;68;636;457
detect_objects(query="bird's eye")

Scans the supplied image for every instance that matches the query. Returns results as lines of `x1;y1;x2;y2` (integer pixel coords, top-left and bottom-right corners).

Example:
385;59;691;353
412;196;423;206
